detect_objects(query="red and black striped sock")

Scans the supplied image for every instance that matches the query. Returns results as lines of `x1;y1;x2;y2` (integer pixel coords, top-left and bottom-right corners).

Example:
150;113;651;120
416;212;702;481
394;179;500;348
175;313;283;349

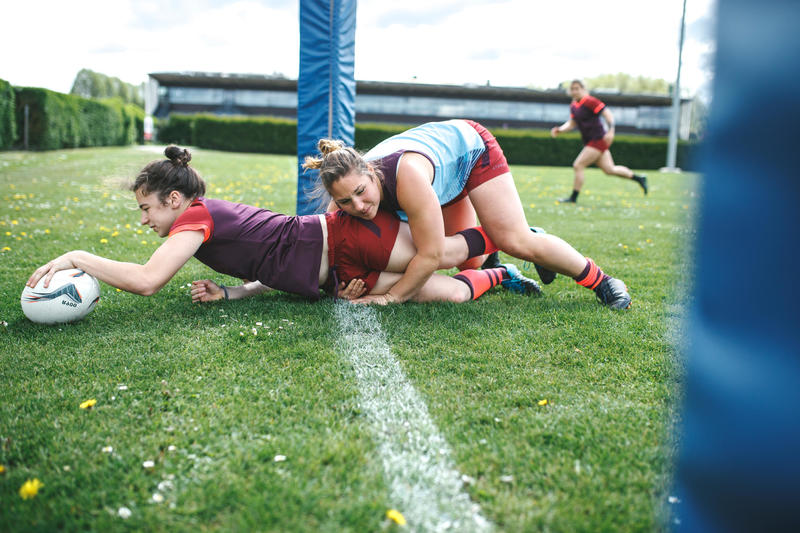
453;267;509;300
573;257;609;290
456;227;499;259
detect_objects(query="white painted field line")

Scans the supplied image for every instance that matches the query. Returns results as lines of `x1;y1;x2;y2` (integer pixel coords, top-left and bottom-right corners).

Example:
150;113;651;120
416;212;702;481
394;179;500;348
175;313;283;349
334;303;491;533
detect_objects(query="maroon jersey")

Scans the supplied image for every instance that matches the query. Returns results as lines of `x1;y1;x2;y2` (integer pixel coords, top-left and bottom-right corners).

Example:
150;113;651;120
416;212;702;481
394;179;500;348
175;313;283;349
570;94;607;143
169;198;324;299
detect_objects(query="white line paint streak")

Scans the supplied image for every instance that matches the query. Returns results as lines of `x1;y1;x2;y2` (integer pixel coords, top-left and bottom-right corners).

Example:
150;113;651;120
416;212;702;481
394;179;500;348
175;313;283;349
334;303;491;532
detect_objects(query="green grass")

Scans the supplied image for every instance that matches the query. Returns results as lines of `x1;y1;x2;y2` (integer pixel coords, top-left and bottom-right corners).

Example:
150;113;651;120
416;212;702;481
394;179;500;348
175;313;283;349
0;146;697;531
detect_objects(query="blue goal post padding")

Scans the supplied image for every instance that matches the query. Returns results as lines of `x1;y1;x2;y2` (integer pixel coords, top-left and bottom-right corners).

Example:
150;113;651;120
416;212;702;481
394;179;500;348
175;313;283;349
296;0;357;215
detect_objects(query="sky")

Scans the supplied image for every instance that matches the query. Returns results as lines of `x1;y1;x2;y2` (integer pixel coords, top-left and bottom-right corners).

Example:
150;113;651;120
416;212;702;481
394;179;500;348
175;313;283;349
3;0;716;99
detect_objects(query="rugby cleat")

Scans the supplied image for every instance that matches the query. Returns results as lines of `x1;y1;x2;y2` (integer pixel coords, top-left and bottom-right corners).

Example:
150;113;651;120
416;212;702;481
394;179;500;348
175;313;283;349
481;250;501;270
529;227;557;284
594;277;632;310
500;263;542;296
633;174;648;195
558;196;577;203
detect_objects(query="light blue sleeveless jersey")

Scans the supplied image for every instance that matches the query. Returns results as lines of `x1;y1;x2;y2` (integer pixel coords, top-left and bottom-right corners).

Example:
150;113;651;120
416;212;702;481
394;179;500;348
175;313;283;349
364;120;486;212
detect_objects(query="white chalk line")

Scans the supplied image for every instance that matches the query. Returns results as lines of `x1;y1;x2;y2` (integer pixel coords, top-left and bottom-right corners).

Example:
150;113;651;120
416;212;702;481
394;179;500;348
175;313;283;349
334;303;491;533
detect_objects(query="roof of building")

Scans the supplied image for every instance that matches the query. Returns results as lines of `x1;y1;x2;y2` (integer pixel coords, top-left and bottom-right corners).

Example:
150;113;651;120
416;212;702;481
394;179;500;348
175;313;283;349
148;72;681;106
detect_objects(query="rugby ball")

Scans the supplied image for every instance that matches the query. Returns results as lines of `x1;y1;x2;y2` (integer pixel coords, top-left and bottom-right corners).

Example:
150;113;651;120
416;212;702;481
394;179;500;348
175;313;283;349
21;269;101;324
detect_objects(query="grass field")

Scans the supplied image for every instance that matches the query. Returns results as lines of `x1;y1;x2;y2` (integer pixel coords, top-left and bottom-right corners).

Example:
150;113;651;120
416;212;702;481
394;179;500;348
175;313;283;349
0;146;697;532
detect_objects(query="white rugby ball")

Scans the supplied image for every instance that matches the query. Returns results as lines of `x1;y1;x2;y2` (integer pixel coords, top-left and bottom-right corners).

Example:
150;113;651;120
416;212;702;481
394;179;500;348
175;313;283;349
21;269;101;324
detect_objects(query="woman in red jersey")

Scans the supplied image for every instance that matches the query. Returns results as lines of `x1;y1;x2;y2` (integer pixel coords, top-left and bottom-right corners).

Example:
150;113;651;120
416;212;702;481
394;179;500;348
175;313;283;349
551;79;648;203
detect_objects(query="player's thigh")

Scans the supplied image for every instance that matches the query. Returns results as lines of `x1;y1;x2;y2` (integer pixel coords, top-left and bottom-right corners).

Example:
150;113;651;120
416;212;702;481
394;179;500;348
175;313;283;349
574;145;602;168
467;173;530;242
384;222;416;273
595;149;616;172
441;195;478;235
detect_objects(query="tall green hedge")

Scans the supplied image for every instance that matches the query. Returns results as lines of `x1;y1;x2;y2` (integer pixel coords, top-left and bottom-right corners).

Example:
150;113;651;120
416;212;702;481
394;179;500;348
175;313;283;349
13;87;143;150
194;114;296;154
157;114;701;170
0;78;15;149
156;114;195;146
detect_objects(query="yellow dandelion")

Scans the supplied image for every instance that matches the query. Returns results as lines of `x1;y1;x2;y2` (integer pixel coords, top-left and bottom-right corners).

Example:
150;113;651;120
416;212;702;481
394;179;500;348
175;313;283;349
538;399;548;406
19;478;44;500
140;240;148;245
100;238;108;244
639;225;644;230
20;232;27;236
80;399;97;409
136;229;143;234
0;464;6;474
11;220;18;225
1;246;10;252
111;231;119;237
125;224;131;229
5;231;11;236
386;509;407;526
45;229;50;234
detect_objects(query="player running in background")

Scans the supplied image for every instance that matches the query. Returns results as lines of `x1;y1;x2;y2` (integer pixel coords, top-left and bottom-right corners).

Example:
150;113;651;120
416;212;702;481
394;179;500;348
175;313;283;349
305;119;632;309
550;79;648;204
26;146;532;305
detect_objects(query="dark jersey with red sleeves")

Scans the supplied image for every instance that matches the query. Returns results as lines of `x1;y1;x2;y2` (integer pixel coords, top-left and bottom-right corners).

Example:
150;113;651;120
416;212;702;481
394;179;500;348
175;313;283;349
570;94;607;143
168;198;324;299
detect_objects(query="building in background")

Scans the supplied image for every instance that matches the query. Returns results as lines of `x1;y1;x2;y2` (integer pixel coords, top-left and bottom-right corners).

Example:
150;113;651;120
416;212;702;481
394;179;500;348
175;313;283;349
145;72;691;138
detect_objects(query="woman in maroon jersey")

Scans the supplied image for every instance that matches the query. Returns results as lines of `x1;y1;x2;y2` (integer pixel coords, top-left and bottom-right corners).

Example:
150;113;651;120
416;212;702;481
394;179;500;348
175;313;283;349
26;146;517;304
551;79;648;203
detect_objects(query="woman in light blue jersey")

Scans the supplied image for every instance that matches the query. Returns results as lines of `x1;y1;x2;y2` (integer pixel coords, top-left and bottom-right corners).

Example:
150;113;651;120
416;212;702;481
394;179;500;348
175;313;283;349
306;120;633;309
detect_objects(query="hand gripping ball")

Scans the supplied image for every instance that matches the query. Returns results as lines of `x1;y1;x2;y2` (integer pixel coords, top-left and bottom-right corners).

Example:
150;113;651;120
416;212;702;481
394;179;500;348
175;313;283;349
21;269;101;324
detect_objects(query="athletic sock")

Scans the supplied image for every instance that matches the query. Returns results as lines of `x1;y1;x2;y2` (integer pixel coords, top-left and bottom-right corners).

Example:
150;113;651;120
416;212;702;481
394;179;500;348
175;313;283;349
453;267;509;300
573;257;609;290
569;190;580;202
456;226;499;258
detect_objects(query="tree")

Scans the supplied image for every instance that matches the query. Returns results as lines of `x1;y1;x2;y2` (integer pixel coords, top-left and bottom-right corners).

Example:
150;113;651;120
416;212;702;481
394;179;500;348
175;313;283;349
70;69;143;107
559;73;671;95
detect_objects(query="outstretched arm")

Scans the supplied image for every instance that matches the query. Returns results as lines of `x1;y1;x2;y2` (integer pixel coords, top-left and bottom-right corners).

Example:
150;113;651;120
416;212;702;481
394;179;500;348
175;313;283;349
26;230;204;296
551;118;577;137
379;154;445;303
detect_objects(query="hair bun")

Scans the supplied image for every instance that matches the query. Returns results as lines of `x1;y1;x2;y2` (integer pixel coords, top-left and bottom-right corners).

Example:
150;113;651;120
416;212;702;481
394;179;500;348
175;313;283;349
165;145;191;166
317;139;345;156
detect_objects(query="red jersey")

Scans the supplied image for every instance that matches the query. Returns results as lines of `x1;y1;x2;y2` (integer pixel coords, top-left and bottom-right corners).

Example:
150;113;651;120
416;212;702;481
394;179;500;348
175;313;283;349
570;95;607;143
